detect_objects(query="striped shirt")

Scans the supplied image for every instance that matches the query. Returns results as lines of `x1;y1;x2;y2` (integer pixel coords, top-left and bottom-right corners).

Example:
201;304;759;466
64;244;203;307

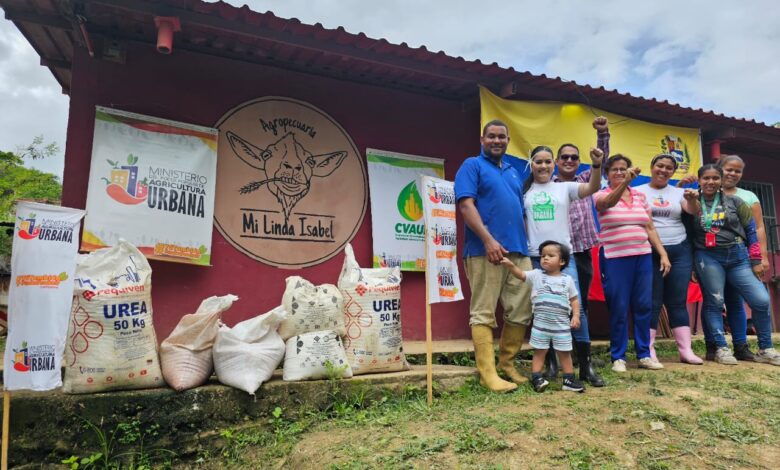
594;187;651;258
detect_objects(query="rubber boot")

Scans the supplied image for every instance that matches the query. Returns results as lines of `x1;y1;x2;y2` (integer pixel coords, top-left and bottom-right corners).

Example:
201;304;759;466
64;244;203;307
543;349;559;379
497;323;529;384
649;328;658;362
575;341;605;387
672;326;703;365
472;325;517;393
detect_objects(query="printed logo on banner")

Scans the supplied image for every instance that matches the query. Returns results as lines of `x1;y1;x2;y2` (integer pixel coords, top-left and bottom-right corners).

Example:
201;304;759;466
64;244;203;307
15;272;68;288
102;153;207;218
427;182;455;205
16;213;40;239
431;225;457;247
660;135;691;175
11;341;56;373
17;213;75;243
437;267;460;298
394;181;425;242
215;97;367;268
103;154;149;205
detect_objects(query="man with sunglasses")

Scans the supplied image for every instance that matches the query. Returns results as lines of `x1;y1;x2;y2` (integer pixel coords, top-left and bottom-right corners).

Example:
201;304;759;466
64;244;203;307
547;116;610;387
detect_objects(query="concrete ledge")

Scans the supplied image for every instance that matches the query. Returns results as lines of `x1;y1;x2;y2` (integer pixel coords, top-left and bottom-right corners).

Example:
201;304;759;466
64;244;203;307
4;364;477;466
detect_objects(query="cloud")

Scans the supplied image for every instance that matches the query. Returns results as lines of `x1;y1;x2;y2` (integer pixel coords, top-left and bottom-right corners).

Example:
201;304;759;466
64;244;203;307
0;1;778;182
0;14;67;177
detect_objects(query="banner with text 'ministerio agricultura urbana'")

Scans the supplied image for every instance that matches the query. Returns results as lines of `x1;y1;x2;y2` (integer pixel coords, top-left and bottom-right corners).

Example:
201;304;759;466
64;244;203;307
82;106;218;266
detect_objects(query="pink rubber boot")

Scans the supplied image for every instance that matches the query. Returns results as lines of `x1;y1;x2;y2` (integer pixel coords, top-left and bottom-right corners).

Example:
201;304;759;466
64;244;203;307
672;326;703;365
649;329;658;362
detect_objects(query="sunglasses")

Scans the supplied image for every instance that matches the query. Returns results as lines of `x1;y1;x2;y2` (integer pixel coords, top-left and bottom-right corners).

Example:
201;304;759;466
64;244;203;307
558;154;580;162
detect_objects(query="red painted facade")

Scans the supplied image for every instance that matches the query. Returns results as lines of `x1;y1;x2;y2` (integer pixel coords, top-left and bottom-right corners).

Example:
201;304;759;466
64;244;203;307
63;44;482;341
58;34;780;344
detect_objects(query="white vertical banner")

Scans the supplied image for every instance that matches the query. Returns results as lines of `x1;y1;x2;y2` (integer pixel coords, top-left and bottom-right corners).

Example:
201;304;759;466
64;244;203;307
419;176;463;303
366;149;444;271
3;202;85;391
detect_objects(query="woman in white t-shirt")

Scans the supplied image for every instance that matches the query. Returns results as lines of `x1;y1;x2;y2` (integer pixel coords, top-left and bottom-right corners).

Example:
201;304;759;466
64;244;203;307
636;154;702;365
520;144;604;384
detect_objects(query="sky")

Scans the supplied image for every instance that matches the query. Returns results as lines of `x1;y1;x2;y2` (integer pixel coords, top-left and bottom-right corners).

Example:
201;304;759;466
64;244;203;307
1;0;778;178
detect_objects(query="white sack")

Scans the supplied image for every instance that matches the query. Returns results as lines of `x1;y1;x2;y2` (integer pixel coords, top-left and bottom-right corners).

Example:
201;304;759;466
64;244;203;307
279;276;344;340
214;305;287;394
338;244;409;375
64;240;162;393
160;294;238;391
282;330;353;381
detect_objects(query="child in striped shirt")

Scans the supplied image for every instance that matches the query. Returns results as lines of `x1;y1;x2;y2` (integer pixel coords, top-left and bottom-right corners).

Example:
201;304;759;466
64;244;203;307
501;241;585;393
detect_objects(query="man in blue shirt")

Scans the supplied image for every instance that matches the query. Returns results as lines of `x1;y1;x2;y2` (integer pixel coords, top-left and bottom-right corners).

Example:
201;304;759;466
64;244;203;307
455;120;532;393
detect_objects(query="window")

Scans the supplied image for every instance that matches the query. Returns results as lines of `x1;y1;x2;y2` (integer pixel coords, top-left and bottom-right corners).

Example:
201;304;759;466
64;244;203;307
738;181;778;252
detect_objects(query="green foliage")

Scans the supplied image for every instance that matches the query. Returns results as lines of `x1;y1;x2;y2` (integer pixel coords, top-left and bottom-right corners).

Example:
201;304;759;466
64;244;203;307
0;150;62;221
63;417;175;469
453;430;509;454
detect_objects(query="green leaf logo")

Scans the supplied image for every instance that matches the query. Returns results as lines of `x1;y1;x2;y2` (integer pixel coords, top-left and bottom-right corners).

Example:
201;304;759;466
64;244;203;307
397;181;423;221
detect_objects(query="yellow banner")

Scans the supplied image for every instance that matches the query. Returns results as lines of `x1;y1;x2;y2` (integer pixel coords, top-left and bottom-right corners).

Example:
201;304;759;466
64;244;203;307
479;87;702;179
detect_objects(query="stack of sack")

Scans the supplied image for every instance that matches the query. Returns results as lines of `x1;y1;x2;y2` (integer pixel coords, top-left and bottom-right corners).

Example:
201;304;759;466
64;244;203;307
280;277;352;381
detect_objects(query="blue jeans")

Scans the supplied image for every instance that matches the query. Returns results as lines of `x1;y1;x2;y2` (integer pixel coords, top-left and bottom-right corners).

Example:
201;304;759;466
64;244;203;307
599;250;653;361
693;244;773;350
651;240;693;329
701;283;749;346
531;257;590;343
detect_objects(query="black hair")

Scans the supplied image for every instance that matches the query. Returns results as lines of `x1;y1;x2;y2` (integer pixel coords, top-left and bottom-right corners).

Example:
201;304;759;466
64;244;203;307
605;153;633;171
482;119;509;136
698;163;723;179
716;154;744;168
557;143;580;157
538;240;570;269
650;153;679;170
522;145;555;193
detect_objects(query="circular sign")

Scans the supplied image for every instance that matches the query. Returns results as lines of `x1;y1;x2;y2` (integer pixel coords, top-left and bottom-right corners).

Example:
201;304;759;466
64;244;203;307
215;97;367;268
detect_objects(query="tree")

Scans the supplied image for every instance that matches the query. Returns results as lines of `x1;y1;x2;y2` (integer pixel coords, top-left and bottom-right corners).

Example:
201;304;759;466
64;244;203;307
0;141;63;268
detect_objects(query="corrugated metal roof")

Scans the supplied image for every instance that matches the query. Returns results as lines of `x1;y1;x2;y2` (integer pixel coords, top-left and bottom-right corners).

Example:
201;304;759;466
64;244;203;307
2;0;780;148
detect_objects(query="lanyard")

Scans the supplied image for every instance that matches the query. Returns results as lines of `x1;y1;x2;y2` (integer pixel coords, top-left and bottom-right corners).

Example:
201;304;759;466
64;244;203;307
701;193;720;232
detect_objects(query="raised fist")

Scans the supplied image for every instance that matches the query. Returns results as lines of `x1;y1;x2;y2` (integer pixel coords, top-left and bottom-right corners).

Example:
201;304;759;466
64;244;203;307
589;147;604;167
592;116;609;133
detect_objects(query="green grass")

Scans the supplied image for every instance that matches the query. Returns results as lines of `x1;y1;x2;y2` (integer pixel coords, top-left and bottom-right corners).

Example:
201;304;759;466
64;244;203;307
179;339;780;470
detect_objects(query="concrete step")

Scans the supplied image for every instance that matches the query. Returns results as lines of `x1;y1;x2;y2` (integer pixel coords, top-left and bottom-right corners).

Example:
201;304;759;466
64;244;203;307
2;364;477;467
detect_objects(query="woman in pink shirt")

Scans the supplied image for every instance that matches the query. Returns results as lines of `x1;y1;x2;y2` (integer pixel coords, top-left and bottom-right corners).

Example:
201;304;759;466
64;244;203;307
594;155;670;372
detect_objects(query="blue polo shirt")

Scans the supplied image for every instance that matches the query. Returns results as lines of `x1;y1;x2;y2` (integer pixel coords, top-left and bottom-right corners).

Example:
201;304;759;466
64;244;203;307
454;151;529;258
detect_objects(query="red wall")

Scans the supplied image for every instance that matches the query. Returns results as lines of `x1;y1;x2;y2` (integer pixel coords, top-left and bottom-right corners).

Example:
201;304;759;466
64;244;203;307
63;43;481;342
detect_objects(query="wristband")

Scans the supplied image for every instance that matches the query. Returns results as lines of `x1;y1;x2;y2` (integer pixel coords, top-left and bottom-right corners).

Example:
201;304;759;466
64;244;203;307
592;165;601;169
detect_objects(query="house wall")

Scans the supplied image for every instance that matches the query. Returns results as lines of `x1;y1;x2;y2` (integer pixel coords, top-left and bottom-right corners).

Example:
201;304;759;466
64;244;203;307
60;43;780;344
62;43;481;341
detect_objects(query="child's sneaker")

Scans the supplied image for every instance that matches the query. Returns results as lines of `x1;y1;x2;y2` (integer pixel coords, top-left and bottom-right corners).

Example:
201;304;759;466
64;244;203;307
755;348;780;366
612;359;627;373
638;357;664;370
562;375;585;393
715;347;738;365
532;375;549;393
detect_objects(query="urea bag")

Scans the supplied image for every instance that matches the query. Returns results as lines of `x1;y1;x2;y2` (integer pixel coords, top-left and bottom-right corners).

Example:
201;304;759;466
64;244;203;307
160;294;238;391
64;240;162;393
338;244;409;375
213;306;287;394
282;330;353;381
279;276;344;340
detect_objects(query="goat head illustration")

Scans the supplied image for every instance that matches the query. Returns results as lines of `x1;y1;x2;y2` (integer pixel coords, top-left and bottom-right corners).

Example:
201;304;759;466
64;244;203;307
226;131;348;221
